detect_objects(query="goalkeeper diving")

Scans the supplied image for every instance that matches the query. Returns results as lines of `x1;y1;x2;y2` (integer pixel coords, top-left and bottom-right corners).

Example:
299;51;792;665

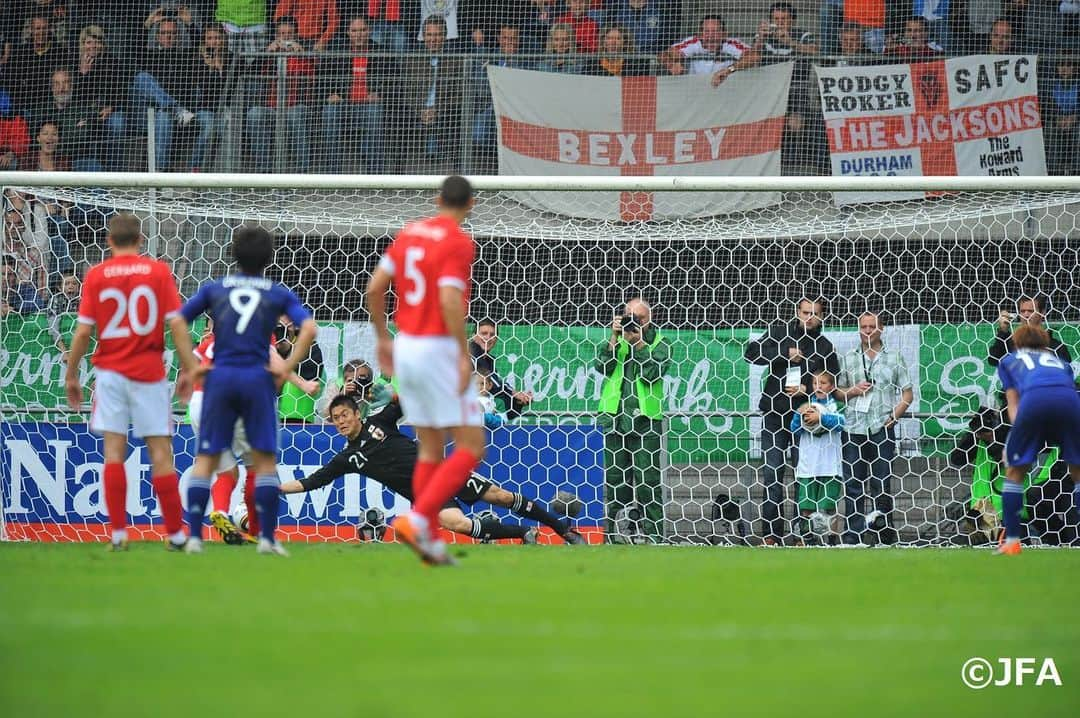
279;387;585;544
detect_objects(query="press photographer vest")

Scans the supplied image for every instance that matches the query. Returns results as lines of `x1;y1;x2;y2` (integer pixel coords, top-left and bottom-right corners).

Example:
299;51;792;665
598;331;664;420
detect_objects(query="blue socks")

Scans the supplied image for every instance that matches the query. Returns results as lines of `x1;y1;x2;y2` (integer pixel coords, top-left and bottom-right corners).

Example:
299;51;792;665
187;476;212;539
1001;480;1024;540
254;474;280;542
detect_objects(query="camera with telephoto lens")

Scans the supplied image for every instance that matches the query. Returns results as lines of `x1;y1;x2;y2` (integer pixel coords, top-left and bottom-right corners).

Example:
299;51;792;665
620;314;640;333
347;371;373;402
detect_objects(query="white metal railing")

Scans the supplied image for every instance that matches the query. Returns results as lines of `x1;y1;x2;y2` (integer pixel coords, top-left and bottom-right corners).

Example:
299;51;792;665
4;172;1080;192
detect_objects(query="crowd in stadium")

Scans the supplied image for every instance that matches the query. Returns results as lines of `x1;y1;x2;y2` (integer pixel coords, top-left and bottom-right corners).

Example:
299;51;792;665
0;1;1078;313
0;2;1075;178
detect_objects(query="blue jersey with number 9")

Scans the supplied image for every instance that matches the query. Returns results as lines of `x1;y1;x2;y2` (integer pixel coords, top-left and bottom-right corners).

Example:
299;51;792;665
180;274;311;368
998;349;1075;395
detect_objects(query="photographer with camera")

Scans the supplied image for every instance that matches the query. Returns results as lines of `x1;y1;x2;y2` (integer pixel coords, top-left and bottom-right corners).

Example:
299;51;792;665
987;296;1072;368
754;2;817;60
595;298;671;543
316;357;375;419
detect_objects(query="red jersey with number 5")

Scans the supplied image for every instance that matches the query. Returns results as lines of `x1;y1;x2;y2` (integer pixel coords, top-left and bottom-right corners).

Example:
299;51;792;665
77;254;182;381
379;214;475;336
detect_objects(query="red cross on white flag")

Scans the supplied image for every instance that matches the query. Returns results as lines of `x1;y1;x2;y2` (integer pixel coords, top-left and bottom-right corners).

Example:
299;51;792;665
489;64;793;222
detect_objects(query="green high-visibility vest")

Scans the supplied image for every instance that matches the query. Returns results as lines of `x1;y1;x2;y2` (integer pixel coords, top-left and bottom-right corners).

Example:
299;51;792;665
598;332;664;419
970;444;1058;514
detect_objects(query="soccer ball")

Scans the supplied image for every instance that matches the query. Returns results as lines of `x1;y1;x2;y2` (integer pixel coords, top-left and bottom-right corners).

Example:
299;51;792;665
865;510;887;532
805;403;836;435
808;511;830;536
231;503;249;533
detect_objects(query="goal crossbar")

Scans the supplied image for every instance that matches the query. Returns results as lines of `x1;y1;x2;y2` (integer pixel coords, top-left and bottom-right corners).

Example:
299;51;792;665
4;172;1080;192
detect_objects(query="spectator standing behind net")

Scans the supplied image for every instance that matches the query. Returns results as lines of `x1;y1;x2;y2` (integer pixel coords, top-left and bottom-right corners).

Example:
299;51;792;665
245;17;315;173
48;272;80;362
987;17;1015;52
582;24;648;77
537;23;581;73
557;0;599;54
275;0;339;52
522;0;558;53
659;14;758;87
398;15;462;173
595;298;671;544
470;23;529;173
31;70;96;171
29;121;76;282
133;19;198;171
755;2;817;60
1045;54;1079;176
789;371;845;546
319;15;389;173
988;296;1073;369
1;258;44;314
469;319;533;420
754;3;817;174
11;13;68;120
190;24;231;172
143;2;201;49
70;24;127;172
886;16;943;58
836;312;912;546
744;297;839;545
607;0;670;55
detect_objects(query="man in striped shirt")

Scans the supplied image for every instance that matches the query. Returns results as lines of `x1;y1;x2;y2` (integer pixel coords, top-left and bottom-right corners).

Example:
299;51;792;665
659;14;759;86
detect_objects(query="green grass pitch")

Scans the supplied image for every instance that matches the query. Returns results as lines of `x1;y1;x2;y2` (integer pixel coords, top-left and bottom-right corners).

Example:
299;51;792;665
1;543;1077;717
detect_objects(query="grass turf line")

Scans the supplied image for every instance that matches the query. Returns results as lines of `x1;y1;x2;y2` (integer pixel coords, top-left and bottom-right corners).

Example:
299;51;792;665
1;543;1077;717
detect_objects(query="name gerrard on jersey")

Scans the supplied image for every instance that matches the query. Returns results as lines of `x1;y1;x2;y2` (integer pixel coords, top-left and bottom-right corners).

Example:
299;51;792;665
102;263;153;278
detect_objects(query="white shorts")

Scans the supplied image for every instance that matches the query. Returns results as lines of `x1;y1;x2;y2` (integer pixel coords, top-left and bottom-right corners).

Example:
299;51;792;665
188;390;248;472
90;369;173;438
394;334;483;429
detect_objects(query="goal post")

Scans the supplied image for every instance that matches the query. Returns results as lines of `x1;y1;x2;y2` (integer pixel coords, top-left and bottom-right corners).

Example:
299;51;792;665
2;173;1078;546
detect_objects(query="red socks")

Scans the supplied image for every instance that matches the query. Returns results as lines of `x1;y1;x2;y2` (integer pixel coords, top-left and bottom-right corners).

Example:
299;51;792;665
244;469;259;535
103;462;127;532
413;450;481;528
151;473;184;535
211;470;238;513
412;460;438;502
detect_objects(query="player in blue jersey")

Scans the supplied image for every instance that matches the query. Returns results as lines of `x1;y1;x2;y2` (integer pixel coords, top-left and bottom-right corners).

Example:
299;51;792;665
174;226;317;556
995;324;1080;555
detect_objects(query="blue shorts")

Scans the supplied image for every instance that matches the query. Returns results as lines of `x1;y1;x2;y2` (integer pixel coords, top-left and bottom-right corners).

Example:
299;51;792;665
1005;387;1080;467
198;366;279;456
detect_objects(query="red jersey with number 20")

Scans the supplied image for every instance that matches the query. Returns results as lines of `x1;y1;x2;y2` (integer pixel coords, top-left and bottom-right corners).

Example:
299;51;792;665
77;254;182;382
379;214;475;337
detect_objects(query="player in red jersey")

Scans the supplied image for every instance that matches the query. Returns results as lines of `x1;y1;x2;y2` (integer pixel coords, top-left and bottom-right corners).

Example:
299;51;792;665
64;214;200;551
366;175;484;566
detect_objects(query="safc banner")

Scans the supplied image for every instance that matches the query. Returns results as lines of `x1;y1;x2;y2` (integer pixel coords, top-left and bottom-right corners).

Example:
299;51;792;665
817;55;1047;205
0;423;604;541
489;63;792;221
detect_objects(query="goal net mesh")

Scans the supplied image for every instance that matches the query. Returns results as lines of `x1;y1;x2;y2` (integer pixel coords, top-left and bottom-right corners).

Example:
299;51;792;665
2;180;1078;546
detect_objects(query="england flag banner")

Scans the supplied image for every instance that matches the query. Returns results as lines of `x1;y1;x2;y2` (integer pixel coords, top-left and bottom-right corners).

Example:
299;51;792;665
817;55;1047;205
488;63;792;222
